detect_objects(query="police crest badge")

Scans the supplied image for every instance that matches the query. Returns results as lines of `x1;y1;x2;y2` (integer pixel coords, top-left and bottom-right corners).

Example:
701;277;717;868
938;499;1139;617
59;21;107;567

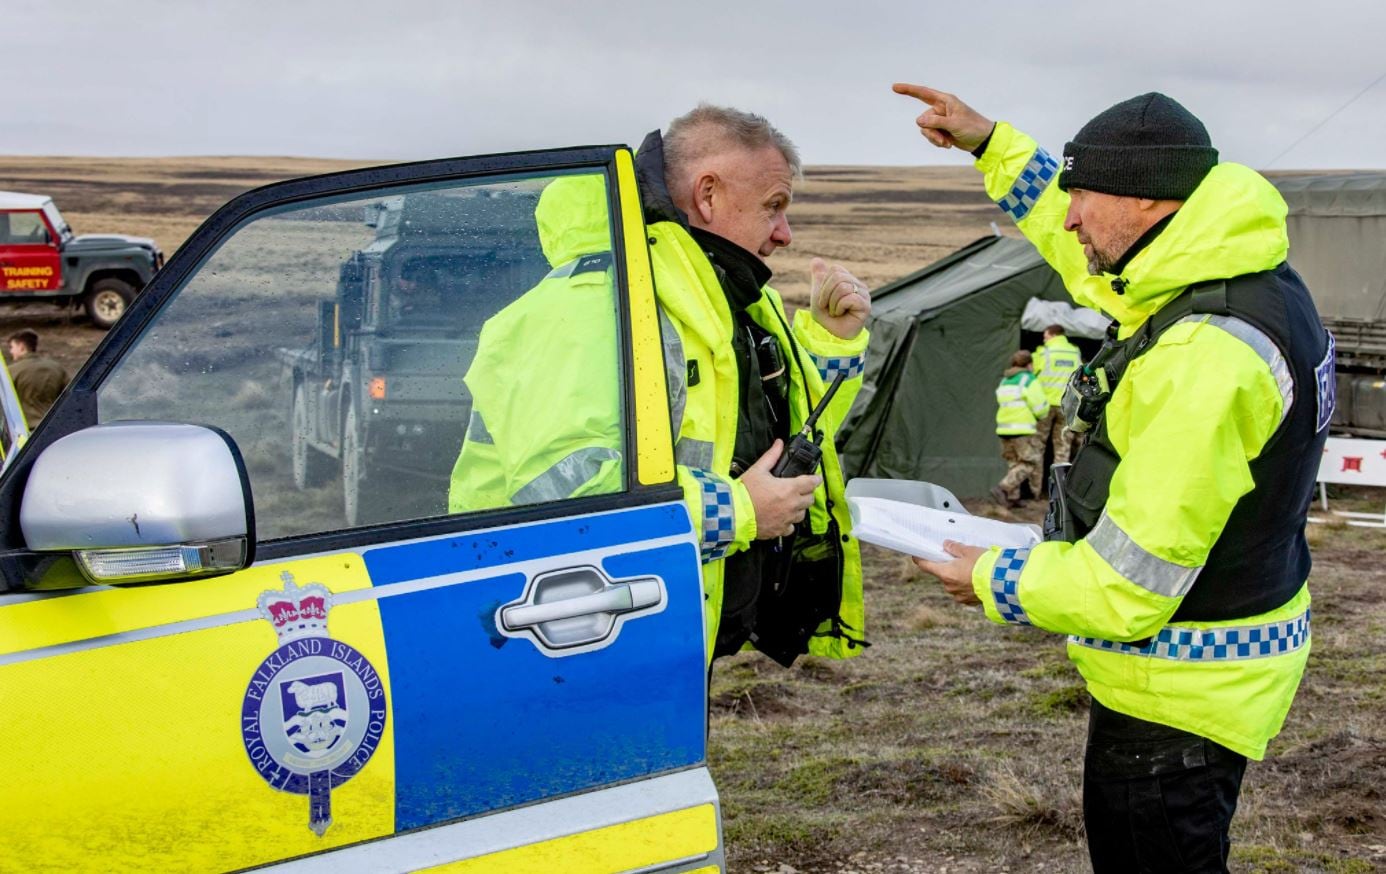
242;572;386;835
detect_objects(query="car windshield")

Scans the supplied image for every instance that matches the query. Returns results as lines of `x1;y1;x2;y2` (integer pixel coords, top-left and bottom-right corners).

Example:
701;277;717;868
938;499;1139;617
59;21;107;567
384;251;544;333
41;202;72;242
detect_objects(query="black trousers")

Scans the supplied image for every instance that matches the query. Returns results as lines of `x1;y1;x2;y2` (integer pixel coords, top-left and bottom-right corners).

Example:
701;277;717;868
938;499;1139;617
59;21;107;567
1083;699;1248;873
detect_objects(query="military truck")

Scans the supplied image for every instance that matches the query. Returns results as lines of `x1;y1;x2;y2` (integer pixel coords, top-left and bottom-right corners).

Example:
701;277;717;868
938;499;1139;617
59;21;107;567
280;190;545;526
1274;173;1386;436
0;191;162;328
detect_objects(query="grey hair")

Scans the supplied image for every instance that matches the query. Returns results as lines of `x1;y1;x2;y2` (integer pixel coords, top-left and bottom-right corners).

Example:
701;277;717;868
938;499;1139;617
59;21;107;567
663;104;802;185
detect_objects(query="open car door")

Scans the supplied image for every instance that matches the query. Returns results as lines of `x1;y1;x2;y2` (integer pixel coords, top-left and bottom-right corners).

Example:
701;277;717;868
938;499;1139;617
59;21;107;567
0;149;721;872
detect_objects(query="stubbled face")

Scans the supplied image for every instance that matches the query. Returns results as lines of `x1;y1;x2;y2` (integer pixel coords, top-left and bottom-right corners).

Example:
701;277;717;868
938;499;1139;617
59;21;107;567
1063;188;1148;276
695;145;794;260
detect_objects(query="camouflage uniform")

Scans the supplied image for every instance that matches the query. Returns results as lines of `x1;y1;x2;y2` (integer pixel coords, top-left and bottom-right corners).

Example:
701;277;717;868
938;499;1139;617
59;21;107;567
998;434;1044;502
1031;407;1072;496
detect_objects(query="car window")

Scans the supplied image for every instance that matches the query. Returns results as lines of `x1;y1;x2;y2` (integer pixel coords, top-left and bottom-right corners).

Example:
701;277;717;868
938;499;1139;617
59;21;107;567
2;212;50;245
97;171;625;539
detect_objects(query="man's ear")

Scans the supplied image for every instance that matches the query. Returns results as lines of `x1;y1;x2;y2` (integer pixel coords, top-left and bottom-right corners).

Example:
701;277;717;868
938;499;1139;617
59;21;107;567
692;172;718;225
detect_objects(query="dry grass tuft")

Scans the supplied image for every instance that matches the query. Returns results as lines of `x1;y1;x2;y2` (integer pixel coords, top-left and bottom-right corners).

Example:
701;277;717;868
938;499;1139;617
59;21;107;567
907;604;959;631
980;764;1085;842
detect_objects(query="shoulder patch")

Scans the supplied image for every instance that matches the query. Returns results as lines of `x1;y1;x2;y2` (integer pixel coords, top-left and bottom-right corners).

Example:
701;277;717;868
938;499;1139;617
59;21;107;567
1316;332;1336;433
573;252;612;276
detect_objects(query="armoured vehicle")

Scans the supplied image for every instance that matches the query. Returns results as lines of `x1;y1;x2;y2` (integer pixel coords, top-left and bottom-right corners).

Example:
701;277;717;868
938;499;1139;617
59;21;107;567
279;190;545;526
0;191;162;327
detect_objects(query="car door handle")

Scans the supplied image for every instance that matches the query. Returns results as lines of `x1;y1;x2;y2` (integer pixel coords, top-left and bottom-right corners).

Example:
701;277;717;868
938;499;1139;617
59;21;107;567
502;578;662;629
496;566;667;654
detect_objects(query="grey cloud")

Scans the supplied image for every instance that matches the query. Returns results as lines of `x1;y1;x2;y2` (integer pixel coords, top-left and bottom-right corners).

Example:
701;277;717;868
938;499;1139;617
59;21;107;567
5;0;1384;170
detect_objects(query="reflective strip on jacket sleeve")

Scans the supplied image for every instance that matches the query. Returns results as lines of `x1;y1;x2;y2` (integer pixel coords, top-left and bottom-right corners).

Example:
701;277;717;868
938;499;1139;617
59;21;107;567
676;466;757;564
512;447;623;504
971;320;1287;641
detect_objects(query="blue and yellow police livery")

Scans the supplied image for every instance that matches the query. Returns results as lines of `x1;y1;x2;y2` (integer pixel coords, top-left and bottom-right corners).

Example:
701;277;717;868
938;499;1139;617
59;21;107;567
0;148;724;872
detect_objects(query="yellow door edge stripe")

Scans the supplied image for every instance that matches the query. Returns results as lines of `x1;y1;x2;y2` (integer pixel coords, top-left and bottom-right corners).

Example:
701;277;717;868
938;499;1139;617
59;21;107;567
615;149;675;486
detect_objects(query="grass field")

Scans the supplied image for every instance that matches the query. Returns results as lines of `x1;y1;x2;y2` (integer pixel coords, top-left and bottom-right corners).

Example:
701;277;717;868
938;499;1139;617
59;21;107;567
1;155;1382;872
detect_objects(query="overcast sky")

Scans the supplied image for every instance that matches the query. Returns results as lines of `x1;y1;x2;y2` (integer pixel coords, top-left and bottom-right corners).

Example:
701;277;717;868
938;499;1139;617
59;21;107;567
11;0;1386;170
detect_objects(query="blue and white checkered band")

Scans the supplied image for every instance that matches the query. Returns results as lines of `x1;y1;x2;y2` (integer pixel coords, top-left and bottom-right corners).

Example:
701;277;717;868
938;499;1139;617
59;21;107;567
689;468;735;563
996;148;1060;222
1316;331;1336;433
990;547;1032;626
1070;609;1311;662
811;351;866;383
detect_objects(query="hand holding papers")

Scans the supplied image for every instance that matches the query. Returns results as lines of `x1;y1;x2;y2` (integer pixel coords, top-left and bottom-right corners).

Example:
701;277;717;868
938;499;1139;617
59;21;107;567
844;478;1040;561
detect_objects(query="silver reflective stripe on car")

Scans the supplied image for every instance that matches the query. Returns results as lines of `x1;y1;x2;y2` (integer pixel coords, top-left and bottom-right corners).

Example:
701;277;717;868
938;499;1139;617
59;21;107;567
1087;511;1201;599
254;767;723;873
1180;314;1294;424
512;447;621;504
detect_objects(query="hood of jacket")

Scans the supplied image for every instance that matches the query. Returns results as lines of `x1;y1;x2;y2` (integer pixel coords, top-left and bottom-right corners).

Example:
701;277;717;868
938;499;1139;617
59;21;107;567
1067;162;1289;332
531;131;697;268
534;172;613;268
634;130;689;228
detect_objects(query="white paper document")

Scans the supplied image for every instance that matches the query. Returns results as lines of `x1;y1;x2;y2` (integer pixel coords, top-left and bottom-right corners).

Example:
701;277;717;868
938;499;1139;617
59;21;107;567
846;493;1040;562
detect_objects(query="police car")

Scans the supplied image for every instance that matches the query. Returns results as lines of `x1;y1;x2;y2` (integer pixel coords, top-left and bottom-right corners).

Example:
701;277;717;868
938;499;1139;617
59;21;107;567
0;149;722;871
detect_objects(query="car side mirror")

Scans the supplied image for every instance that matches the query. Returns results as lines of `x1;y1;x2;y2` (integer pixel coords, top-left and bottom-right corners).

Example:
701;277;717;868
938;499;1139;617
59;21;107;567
19;422;254;585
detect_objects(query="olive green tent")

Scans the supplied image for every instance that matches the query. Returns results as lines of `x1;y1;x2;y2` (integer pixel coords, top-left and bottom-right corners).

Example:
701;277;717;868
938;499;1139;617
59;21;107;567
838;234;1102;498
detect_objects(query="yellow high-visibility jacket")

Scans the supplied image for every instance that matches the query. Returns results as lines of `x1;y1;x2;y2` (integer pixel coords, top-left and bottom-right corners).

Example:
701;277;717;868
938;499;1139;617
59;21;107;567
968;122;1316;760
1033;336;1083;406
995;369;1049;436
450;165;867;663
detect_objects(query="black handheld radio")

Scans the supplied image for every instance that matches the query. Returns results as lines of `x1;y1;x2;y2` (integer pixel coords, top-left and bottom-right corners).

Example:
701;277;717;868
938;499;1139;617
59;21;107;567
771;371;847;478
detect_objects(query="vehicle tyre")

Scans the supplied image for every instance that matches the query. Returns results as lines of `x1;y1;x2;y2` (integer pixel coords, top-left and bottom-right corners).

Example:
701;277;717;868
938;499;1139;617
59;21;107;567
84;278;136;329
342;404;388;527
291;384;332;490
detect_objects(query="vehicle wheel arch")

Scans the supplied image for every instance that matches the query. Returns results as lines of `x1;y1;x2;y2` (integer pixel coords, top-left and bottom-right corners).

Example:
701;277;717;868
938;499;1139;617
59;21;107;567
82;267;145;294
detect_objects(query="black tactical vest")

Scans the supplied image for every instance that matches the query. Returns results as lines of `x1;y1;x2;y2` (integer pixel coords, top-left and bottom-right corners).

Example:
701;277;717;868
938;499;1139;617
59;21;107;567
1055;263;1333;622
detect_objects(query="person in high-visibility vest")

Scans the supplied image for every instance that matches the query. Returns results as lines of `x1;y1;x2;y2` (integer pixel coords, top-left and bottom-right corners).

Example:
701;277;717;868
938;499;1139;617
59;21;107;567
1030;324;1083;496
450;105;871;668
897;83;1332;872
992;349;1049;508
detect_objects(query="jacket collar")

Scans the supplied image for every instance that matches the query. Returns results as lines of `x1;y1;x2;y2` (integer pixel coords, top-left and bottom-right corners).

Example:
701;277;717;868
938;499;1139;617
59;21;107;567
689;227;772;311
635;130;688;228
1066;163;1289;336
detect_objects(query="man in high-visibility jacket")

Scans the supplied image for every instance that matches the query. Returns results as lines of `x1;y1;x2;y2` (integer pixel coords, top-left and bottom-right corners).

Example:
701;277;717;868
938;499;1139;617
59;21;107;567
993;349;1049;508
450;105;871;668
1031;324;1083;496
896;83;1332;872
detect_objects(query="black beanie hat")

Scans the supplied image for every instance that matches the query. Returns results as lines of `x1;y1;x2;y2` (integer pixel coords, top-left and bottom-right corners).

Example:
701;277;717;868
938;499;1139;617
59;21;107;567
1059;93;1218;200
